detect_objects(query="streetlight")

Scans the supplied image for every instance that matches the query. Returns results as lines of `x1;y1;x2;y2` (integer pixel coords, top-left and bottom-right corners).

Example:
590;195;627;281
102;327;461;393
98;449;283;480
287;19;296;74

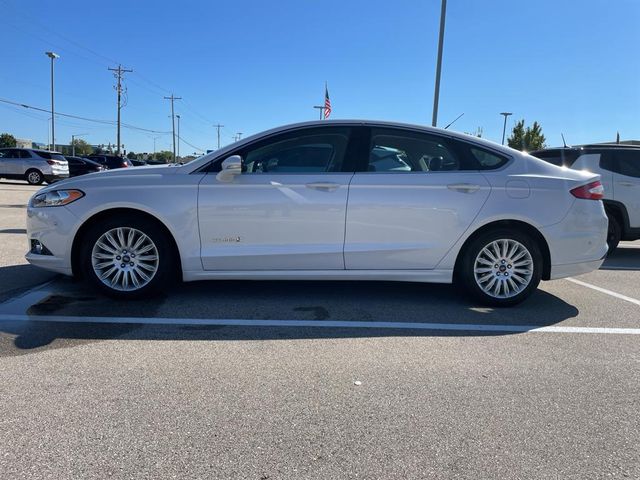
71;133;87;156
431;0;447;127
45;51;60;151
500;112;513;145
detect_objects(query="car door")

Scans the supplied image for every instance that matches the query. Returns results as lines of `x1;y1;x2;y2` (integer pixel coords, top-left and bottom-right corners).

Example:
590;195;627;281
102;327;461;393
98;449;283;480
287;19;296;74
197;126;355;270
344;127;493;270
611;149;640;228
0;149;22;176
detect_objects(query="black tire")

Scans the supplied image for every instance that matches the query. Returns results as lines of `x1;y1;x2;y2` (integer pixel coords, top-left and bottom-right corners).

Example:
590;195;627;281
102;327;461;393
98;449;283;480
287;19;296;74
79;214;177;299
25;169;44;185
458;229;543;307
606;214;621;253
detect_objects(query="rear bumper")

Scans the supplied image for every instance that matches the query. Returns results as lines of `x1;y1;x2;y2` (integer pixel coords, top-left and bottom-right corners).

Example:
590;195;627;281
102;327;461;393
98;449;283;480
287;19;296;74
44;173;69;183
541;199;608;279
549;257;605;280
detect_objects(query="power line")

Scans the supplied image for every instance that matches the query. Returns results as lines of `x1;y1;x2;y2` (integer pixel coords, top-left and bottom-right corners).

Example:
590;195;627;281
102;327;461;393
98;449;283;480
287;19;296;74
0;97;170;134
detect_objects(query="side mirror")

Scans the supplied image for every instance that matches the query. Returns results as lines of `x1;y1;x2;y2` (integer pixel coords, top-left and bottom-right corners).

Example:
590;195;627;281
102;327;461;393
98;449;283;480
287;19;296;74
216;155;242;182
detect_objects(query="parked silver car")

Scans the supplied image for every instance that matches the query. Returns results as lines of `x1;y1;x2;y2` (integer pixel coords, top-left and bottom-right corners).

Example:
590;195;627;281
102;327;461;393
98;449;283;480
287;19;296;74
0;148;69;185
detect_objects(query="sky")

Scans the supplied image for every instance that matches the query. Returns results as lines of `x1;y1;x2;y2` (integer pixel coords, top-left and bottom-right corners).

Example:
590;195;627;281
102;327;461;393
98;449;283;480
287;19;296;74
1;0;639;154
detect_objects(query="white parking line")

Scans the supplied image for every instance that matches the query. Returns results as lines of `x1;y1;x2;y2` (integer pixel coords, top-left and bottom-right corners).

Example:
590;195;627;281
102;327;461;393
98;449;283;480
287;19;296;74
0;313;639;335
566;278;640;307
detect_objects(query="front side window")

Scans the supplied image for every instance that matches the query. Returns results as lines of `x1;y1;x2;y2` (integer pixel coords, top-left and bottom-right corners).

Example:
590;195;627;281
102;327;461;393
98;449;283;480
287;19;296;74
242;129;349;173
368;129;461;172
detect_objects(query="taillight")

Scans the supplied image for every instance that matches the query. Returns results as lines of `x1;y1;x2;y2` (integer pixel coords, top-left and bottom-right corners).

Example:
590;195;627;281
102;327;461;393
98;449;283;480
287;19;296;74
121;162;129;168
570;181;604;200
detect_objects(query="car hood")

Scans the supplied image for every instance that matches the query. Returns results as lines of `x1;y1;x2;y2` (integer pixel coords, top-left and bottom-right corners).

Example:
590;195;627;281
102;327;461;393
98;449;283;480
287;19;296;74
35;164;182;194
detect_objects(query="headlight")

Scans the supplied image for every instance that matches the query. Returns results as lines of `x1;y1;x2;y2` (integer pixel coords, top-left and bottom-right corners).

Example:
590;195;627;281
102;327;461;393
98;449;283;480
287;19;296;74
31;189;84;208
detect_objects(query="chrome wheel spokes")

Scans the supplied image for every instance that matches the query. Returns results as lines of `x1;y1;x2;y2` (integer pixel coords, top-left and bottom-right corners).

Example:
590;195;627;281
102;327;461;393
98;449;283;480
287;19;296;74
91;227;159;291
474;239;533;299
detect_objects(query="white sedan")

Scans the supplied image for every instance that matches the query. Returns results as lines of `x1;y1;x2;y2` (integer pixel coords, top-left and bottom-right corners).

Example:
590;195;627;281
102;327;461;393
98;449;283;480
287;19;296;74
25;121;608;306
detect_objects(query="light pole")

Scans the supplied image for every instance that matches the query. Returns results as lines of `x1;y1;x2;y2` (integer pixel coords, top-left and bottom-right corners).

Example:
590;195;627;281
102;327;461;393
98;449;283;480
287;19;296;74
176;114;181;160
431;0;447;127
45;51;60;151
500;112;512;145
71;133;87;156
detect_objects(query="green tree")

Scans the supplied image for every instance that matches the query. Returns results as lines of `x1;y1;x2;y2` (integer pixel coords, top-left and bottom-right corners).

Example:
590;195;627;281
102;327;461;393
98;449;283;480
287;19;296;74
507;120;546;151
0;133;17;148
126;151;137;160
71;138;93;156
154;150;173;163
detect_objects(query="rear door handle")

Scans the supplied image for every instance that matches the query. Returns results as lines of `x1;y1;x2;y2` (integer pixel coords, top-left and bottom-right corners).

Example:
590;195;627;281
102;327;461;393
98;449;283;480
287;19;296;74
306;182;340;191
447;183;480;193
618;181;636;187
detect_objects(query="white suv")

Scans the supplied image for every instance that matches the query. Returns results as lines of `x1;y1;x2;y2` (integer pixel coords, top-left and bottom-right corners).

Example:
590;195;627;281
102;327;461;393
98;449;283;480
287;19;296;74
531;145;640;251
0;148;69;185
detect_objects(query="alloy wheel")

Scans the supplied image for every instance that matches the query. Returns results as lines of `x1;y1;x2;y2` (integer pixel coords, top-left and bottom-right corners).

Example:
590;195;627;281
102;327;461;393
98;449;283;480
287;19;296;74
91;227;159;291
473;239;534;299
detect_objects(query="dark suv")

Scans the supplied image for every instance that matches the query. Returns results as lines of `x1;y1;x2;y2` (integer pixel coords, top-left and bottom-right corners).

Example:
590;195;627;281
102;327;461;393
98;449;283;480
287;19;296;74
531;145;640;250
87;155;133;169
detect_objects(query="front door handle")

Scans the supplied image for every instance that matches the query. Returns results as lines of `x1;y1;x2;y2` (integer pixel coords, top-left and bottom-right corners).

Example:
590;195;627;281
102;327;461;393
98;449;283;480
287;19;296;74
447;183;480;193
306;182;340;191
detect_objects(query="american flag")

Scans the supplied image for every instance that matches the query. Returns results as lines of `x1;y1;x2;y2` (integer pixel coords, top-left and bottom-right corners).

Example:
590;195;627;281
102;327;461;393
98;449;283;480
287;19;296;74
324;83;331;119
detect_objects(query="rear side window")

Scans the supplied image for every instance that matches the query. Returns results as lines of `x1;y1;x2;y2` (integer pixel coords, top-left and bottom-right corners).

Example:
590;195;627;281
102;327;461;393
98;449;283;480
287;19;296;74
469;148;508;169
609;150;640;178
531;149;579;167
368;129;465;172
34;151;65;161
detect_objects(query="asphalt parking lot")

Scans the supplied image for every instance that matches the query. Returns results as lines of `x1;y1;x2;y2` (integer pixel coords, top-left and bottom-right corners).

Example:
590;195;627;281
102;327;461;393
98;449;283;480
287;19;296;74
0;181;638;479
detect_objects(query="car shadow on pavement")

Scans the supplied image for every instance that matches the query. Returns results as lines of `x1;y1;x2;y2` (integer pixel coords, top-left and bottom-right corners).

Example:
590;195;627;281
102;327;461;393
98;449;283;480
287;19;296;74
600;246;640;271
0;276;580;355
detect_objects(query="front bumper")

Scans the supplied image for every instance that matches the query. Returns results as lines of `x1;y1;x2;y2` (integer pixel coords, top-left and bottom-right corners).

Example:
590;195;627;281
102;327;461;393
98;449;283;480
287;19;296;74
25;205;78;276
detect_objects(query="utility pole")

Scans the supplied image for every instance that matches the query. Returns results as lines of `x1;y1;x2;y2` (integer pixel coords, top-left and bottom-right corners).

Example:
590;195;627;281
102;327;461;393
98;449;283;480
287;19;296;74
313;105;324;120
108;64;133;157
214;124;224;149
176;115;181;159
500;112;512;145
164;94;182;161
236;132;242;141
431;0;447;127
45;52;59;151
71;133;87;156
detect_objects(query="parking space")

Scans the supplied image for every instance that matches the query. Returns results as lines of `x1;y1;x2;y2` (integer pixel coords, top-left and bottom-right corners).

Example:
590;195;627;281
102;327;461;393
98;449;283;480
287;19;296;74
0;182;639;478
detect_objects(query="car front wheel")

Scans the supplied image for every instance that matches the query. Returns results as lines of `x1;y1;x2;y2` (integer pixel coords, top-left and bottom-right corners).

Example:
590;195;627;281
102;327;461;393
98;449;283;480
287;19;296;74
79;215;176;298
459;229;542;307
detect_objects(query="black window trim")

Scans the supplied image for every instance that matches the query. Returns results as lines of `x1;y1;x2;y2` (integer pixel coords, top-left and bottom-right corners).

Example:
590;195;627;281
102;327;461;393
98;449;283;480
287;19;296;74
202;125;360;174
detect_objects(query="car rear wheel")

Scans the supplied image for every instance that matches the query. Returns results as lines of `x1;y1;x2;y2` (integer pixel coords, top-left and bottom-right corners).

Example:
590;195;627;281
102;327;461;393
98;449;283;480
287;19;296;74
459;229;542;307
606;214;621;253
25;169;44;185
79;215;176;298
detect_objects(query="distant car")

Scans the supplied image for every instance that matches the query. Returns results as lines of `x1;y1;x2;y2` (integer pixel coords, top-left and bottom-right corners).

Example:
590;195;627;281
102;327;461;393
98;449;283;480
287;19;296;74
87;155;133;169
64;156;106;177
129;158;147;167
25;120;608;306
531;145;640;251
0;148;69;185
